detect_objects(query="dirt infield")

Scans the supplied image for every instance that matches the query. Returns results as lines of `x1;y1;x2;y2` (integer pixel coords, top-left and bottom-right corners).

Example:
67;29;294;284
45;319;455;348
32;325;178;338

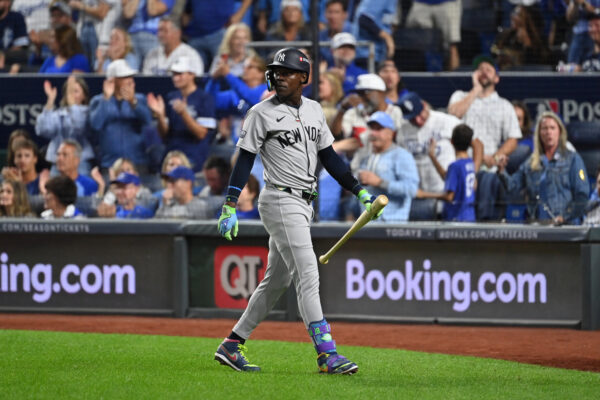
1;313;599;373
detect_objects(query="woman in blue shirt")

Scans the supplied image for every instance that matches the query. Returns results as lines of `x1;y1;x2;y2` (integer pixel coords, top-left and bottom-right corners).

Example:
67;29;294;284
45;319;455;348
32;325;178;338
39;25;91;73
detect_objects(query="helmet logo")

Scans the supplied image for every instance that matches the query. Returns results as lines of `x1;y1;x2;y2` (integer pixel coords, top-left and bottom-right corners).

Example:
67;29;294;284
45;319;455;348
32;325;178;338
278;53;286;62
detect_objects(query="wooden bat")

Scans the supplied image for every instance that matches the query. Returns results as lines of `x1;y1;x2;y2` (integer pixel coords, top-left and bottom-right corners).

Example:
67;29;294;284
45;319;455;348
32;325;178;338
319;195;388;264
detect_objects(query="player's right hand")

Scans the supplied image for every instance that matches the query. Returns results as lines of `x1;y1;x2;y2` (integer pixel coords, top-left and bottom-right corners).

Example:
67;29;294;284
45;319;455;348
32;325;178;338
218;204;238;241
357;189;383;219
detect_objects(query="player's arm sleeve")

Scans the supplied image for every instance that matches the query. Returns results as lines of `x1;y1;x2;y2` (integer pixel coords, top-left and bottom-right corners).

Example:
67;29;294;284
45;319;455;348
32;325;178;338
318;146;363;195
225;149;257;204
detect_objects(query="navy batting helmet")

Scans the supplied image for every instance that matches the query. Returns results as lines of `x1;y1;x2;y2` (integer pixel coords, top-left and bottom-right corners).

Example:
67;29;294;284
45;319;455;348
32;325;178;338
266;48;311;89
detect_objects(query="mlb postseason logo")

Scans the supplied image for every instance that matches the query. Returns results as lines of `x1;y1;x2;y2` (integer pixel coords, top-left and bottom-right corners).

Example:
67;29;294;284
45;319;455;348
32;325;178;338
214;246;268;309
523;98;560;122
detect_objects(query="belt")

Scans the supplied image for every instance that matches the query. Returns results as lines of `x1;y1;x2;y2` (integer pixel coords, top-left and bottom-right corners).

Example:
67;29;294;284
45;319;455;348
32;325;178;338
272;184;318;203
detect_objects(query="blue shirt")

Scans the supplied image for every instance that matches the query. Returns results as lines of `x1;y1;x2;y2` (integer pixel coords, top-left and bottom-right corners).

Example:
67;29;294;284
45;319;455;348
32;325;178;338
165;88;217;172
237;207;260;219
184;0;235;37
39;54;91;73
356;145;419;222
75;174;99;197
26;177;40;196
205;74;268;117
115;204;155;219
573;0;600;34
442;158;476;222
0;11;29;50
129;0;175;34
89;93;153;168
353;0;397;61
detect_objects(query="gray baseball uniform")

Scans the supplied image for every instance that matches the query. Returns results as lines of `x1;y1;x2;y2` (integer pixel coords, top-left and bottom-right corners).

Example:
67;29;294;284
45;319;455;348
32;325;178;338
232;94;334;338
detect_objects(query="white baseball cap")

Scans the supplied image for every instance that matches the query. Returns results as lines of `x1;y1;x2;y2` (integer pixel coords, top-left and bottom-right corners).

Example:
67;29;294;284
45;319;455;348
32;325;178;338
355;74;386;92
106;59;137;78
281;0;302;10
331;32;356;50
169;56;202;75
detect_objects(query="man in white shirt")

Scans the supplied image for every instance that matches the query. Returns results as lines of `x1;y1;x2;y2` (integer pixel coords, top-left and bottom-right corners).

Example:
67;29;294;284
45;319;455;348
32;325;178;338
447;55;521;172
142;16;204;76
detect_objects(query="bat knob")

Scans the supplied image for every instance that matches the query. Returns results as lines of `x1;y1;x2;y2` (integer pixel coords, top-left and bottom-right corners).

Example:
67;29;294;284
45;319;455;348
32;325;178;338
319;255;328;264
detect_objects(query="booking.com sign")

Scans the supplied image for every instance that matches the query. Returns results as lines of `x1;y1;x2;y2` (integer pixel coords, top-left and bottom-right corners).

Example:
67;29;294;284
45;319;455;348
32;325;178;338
214;246;268;309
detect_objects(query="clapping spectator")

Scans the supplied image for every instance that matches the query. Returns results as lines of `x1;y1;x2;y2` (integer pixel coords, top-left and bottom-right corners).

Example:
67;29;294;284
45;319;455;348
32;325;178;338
95;27;138;73
142;16;204;76
0;179;33;217
41;175;83;218
155;166;211;219
96;172;154;218
147;56;216;172
498;111;590;225
39;24;91;73
209;22;255;77
89;59;153;171
27;1;74;69
35;75;94;175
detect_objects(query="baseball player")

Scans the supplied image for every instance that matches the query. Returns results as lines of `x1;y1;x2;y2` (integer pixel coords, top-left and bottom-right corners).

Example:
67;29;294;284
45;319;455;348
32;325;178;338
214;47;381;375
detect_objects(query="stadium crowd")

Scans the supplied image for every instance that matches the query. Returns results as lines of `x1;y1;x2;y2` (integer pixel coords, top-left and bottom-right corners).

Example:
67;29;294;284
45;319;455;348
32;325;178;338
0;0;599;224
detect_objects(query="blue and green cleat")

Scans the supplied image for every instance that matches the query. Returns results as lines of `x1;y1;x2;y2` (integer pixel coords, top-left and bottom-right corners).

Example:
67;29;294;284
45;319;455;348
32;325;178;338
214;339;261;372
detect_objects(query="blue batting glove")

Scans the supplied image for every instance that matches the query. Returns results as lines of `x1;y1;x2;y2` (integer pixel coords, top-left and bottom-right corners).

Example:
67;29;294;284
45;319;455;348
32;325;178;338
218;204;238;241
357;189;383;219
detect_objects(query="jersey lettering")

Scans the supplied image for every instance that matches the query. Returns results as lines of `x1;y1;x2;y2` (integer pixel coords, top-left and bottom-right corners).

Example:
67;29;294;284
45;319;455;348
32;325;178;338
274;126;321;149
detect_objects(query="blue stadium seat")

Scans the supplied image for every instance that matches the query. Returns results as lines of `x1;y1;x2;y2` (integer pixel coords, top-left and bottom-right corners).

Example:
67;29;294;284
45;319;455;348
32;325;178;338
567;120;600;185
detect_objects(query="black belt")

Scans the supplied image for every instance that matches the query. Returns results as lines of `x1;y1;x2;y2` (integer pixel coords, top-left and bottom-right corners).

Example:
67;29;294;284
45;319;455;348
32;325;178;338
274;185;318;202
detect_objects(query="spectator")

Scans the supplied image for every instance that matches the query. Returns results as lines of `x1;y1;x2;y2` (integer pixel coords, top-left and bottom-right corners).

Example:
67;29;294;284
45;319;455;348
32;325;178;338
95;27;138;73
26;1;73;69
448;55;521;171
96;172;154;218
209;22;255;77
581;11;600;71
492;4;550;70
55;140;98;196
182;0;252;69
142;16;203;75
352;0;396;66
198;155;229;217
4;128;31;169
3;139;43;195
13;0;51;37
41;175;82;218
153;149;195;206
147;56;216;172
327;32;367;94
92;156;154;202
498;111;590;225
89;59;153;171
405;0;462;70
399;91;482;194
506;100;534;174
35;75;93;175
377;59;408;106
0;179;33;217
265;0;312;44
319;71;343;129
122;0;175;67
236;173;259;219
416;124;477;222
49;1;72;26
319;0;352;65
0;0;30;70
257;0;311;36
39;24;91;72
352;111;419;222
566;0;600;67
155;165;211;219
583;165;600;226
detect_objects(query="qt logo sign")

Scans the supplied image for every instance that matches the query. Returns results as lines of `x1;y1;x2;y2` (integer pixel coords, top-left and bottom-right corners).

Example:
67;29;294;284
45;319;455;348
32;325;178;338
214;246;268;309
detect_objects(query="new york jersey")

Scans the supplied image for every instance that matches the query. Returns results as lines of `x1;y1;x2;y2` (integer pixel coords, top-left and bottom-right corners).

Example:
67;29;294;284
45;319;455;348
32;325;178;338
237;95;334;190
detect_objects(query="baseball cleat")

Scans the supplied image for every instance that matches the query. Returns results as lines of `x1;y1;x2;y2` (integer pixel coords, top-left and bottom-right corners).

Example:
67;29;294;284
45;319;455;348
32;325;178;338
317;352;358;375
214;339;261;372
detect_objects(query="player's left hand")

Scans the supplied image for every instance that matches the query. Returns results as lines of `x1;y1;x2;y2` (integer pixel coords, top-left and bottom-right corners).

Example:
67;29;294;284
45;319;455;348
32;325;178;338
357;189;383;219
218;204;239;241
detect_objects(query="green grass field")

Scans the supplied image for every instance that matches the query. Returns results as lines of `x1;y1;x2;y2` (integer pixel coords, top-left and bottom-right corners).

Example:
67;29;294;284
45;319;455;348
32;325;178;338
1;330;599;400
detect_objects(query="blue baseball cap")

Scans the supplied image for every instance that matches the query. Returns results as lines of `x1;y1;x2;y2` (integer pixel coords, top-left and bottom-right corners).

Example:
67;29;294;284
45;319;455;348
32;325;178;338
163;166;194;181
367;111;395;131
111;172;140;186
399;92;424;120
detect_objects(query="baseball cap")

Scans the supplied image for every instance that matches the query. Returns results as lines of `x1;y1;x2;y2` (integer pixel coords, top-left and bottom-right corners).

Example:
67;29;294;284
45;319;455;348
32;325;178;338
106;59;137;78
169;56;202;75
367;111;395;131
472;54;498;71
162;166;195;181
281;0;302;10
355;74;386;92
399;92;424;120
111;172;141;186
49;1;71;15
331;32;356;50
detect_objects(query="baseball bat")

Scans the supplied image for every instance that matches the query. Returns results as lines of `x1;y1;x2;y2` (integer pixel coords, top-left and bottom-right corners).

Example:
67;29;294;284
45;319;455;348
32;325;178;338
319;195;388;264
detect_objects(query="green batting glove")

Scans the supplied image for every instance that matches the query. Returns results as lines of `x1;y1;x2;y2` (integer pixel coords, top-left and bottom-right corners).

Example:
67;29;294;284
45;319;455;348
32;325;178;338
217;204;239;241
357;189;383;219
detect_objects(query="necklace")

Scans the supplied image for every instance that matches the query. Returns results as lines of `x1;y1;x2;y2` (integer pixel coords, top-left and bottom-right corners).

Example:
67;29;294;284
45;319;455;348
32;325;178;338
284;103;301;122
